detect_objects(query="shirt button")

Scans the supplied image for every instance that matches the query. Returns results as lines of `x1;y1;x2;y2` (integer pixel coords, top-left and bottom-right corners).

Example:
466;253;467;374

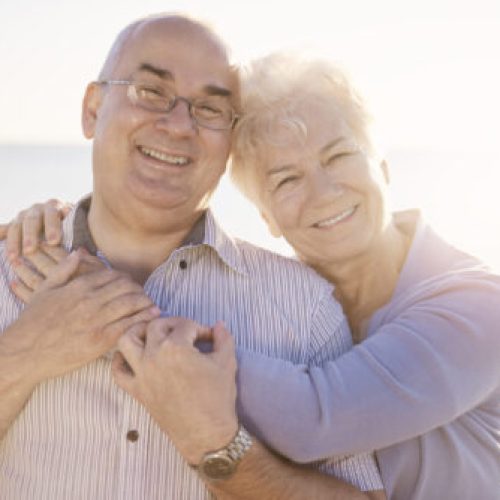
179;259;188;270
126;430;139;442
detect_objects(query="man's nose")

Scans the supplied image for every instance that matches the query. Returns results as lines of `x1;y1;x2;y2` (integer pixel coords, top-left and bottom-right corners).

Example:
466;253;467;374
155;98;196;136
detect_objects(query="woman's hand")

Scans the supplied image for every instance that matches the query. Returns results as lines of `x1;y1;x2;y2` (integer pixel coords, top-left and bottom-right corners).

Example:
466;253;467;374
11;244;104;303
0;199;71;260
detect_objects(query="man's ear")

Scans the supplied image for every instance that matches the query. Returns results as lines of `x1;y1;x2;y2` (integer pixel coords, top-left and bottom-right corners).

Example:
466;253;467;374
380;159;390;184
260;210;282;238
82;82;102;139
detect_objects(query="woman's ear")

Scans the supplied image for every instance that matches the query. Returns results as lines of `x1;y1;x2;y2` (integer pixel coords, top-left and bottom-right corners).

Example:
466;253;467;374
260;210;282;238
82;82;102;139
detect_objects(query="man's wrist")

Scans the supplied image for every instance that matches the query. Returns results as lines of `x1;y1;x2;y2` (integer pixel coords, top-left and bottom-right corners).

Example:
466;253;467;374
192;425;253;481
0;329;40;391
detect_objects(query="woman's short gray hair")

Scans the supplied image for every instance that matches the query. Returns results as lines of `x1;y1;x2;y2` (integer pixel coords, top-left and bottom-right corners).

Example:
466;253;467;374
230;52;378;204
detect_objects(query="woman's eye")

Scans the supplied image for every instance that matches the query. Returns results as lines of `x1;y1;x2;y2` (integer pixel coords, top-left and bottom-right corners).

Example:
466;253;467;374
327;152;349;164
275;176;298;190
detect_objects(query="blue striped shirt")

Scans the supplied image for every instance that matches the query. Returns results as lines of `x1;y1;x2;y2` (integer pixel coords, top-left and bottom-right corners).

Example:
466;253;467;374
0;200;382;498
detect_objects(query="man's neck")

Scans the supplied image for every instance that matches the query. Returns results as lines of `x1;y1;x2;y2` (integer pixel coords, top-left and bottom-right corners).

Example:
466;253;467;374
87;198;204;285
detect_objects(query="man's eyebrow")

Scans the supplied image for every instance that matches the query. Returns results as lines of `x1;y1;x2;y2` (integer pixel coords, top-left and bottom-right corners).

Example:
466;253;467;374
136;63;174;80
136;65;232;97
202;84;232;98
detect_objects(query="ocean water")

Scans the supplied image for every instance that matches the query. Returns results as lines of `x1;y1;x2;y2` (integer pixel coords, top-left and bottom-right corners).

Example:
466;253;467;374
2;144;500;269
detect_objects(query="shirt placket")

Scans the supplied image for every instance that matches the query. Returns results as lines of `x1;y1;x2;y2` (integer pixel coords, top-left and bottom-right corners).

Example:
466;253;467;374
116;392;148;499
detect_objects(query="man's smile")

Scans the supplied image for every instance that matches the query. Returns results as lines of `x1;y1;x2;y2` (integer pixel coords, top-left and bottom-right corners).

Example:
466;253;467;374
138;145;192;167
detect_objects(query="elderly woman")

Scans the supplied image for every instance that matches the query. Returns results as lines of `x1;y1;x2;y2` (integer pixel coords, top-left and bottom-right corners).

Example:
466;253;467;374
229;53;500;499
4;53;500;499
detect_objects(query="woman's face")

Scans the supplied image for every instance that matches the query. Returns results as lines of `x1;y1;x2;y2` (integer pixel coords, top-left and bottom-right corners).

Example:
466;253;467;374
256;98;391;270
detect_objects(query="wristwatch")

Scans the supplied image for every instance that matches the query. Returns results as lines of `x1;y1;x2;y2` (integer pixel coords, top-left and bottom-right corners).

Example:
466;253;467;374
194;425;253;480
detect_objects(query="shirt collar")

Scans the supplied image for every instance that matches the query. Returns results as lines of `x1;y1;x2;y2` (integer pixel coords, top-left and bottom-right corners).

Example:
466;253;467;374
63;196;248;275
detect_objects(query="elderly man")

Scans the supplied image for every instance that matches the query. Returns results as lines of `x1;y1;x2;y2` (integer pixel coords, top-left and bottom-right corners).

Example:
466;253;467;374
0;13;384;499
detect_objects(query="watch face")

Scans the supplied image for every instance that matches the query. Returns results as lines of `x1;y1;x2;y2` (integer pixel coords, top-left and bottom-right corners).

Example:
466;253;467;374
201;453;236;480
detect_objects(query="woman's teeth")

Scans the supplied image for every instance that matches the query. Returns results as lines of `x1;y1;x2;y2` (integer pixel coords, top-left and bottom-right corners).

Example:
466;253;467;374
315;206;356;228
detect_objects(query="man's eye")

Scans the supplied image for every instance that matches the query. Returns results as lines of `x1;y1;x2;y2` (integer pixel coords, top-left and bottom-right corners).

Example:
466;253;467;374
136;85;165;99
196;102;224;118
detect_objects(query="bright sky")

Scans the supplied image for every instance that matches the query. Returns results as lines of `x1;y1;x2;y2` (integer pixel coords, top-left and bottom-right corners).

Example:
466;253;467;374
1;0;499;149
1;0;500;265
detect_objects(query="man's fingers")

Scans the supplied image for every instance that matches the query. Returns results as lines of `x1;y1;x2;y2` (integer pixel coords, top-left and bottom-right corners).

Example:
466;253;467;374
25;250;58;278
41;243;69;264
11;259;45;291
44;201;64;245
111;351;136;393
100;293;156;328
42;251;82;290
147;317;209;348
90;270;156;325
10;280;35;303
117;322;147;373
102;306;161;345
211;321;236;361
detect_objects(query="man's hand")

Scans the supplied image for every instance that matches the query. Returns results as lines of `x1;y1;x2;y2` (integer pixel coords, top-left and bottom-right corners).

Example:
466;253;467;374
0;199;69;260
2;250;161;386
113;317;239;465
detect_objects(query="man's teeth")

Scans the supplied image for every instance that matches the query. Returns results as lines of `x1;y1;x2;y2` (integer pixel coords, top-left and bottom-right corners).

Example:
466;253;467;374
140;147;189;165
316;207;356;228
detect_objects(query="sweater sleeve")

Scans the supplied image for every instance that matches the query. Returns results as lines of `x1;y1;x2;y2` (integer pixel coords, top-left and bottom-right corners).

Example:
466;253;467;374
236;271;500;462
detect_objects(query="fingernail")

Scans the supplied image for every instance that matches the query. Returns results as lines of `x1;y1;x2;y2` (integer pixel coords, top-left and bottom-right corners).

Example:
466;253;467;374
47;232;58;243
149;306;161;316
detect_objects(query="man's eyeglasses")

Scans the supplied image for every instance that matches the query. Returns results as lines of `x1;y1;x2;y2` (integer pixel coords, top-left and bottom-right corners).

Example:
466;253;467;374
96;80;239;131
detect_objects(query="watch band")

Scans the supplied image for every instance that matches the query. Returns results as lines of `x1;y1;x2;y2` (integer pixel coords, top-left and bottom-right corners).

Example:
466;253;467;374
194;425;253;480
225;425;253;461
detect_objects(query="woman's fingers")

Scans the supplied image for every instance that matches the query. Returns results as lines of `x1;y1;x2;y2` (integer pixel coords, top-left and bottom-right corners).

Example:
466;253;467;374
10;280;35;303
3;199;69;260
44;200;66;245
22;204;46;254
6;218;23;260
11;259;45;291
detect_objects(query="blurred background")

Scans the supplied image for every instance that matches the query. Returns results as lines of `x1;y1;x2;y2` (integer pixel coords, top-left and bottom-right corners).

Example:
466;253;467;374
1;0;499;268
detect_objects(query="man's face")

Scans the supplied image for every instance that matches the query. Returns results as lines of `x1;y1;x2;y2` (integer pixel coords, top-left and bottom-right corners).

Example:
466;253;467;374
83;19;236;226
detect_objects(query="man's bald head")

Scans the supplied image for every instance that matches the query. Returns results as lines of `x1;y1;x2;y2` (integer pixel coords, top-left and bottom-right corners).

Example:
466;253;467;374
98;14;233;81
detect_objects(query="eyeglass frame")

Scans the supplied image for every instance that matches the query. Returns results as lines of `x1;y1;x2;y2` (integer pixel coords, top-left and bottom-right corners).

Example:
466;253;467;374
95;79;239;131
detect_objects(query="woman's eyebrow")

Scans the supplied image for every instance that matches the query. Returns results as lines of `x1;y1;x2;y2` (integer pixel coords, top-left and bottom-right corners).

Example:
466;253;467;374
321;136;348;154
267;164;295;177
